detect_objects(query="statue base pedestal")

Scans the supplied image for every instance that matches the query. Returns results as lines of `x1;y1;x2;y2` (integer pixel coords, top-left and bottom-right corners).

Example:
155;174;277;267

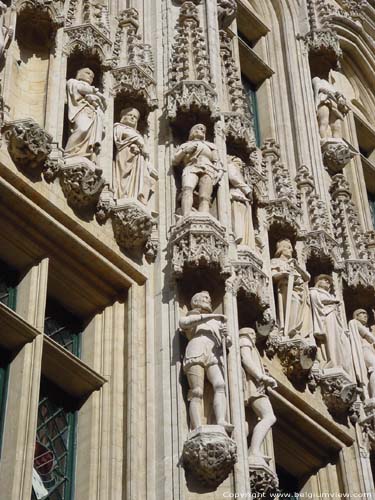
60;156;104;209
112;198;156;249
170;213;230;277
321;138;357;173
181;425;237;487
249;459;279;497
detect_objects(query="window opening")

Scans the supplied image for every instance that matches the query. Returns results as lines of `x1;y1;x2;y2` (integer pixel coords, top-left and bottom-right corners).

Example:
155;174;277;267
242;75;261;147
44;300;82;356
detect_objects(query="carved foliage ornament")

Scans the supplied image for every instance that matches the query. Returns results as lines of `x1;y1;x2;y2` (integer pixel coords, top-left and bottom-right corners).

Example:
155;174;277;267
60;163;105;209
249;463;279;497
64;24;112;61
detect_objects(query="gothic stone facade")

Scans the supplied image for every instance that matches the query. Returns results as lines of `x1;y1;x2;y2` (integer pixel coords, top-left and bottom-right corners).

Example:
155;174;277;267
0;0;375;499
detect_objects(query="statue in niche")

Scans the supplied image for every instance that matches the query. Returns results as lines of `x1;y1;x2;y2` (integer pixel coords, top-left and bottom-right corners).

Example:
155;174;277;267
349;309;375;399
310;275;353;376
172;124;222;217
228;155;255;248
312;76;349;141
113;107;155;205
65;67;106;163
179;291;233;432
271;239;312;338
239;327;277;466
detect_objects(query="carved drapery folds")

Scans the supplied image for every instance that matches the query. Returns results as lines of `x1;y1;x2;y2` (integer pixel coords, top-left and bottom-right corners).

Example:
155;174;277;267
170;214;230;277
166;1;218;120
111;9;157;112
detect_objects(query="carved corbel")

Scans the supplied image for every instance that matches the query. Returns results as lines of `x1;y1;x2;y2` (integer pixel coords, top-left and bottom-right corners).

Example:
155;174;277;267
170;214;230;278
181;426;237;488
60;158;105;209
321;138;357;174
249;463;279;497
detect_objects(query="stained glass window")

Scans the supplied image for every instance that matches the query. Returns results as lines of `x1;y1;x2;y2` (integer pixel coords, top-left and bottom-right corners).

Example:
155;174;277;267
44;300;81;356
32;380;76;500
241;75;261;147
0;260;18;310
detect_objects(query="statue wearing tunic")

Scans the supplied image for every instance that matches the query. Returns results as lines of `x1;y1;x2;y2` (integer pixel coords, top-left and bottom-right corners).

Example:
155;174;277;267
240;328;276;465
228;156;254;248
271;239;312;339
310;274;353;376
65;67;106;163
349;309;375;399
113;107;154;205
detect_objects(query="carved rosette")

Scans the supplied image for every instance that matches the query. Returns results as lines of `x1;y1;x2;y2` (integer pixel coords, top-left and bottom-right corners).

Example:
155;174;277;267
112;66;158;111
266;335;317;381
166;81;219;121
170;214;230;277
112;200;156;249
64;24;112;62
3;119;53;169
321;139;357;173
312;368;359;416
60;160;105;209
181;426;237;487
217;0;237;29
249;462;279;497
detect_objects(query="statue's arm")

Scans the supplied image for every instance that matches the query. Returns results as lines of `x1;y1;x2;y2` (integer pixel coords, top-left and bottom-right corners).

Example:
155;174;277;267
240;345;263;382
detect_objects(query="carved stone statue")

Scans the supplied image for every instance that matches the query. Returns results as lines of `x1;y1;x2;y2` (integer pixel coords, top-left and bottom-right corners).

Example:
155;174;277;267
172;124;222;217
179;291;232;431
240;328;276;466
113;107;155;205
0;1;12;60
310;275;353;376
312;76;349;140
228;155;255;248
349;309;375;399
65;68;106;163
271;239;312;338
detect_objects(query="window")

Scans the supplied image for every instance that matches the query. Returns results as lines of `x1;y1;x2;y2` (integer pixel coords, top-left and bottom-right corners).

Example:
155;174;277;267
44;299;82;356
32;379;76;500
242;75;261;147
0;348;10;454
0;260;18;310
368;191;375;229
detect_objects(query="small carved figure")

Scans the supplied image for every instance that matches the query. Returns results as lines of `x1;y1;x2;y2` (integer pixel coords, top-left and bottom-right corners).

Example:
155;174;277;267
239;328;276;466
228;156;255;248
179;291;232;431
310;275;353;376
349;309;375;399
312;76;349;140
65;68;106;162
172;124;222;217
113;107;155;205
271;239;312;338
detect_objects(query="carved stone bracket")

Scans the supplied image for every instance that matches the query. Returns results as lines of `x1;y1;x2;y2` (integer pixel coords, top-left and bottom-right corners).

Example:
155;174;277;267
3;119;53;169
217;0;237;29
222;113;256;152
266;335;317;381
359;400;375;452
311;367;359;417
112;66;158;111
321;138;357;174
112;200;156;249
170;214;230;277
60;158;105;209
249;462;279;497
64;23;112;62
181;426;237;488
166;81;219;121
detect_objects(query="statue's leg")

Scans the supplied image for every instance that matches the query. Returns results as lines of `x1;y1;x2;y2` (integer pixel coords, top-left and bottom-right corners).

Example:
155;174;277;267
317;104;330;139
185;364;205;430
198;174;213;214
364;350;375;399
206;364;227;426
249;397;276;457
181;172;199;216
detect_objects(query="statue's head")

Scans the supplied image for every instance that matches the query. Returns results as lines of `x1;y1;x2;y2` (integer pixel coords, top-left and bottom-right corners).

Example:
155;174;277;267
120;107;140;129
189;124;206;141
191;290;212;313
274;239;293;259
239;327;256;343
76;67;95;85
353;309;368;326
314;274;333;292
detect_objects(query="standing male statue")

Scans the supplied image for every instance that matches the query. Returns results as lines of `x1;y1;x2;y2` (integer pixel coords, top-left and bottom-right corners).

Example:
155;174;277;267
172;124;222;217
65;67;106;163
239;328;277;465
349;309;375;399
179;291;232;431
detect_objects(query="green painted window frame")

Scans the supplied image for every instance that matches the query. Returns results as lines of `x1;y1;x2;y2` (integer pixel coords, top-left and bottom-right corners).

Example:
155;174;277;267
241;74;261;147
44;299;82;357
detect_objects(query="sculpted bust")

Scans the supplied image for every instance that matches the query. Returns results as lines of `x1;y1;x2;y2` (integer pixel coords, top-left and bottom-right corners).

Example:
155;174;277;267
113;107;155;205
179;291;232;432
65;67;107;163
172;124;222;217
